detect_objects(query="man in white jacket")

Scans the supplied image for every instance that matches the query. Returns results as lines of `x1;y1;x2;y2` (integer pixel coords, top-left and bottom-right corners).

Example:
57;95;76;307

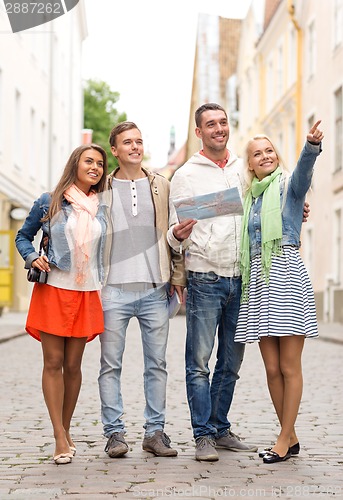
167;103;258;461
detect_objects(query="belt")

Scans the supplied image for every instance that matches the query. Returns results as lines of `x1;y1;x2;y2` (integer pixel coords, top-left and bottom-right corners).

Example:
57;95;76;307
109;283;157;292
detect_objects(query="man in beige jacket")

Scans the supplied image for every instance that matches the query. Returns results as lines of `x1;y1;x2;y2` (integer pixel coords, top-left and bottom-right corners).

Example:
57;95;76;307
98;121;185;459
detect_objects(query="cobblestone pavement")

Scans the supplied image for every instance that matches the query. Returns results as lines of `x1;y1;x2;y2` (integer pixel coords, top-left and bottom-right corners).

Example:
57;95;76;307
0;313;342;499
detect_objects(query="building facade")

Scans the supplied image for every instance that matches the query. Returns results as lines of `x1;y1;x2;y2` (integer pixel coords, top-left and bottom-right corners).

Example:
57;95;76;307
236;0;343;322
0;3;87;312
186;14;242;158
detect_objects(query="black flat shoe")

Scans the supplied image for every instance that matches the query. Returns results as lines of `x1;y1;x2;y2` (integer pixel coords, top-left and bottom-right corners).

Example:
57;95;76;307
259;442;300;458
263;450;291;464
259;447;272;458
289;442;300;455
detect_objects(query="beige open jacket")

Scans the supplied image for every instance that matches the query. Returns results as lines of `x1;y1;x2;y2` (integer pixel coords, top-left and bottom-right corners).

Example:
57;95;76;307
101;167;186;287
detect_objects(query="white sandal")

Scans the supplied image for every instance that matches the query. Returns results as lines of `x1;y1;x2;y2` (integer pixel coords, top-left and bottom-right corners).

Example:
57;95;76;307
53;453;73;465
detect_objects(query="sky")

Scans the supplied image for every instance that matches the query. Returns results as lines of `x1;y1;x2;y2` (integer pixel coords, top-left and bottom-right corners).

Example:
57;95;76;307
81;0;254;168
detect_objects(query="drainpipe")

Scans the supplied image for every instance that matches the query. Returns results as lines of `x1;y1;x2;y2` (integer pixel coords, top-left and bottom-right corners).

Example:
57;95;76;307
287;0;303;157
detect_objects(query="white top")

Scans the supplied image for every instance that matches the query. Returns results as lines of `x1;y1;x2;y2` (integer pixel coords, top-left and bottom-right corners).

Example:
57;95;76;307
47;210;102;291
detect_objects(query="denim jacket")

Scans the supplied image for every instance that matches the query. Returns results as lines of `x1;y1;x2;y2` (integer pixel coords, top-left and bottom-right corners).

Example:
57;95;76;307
249;141;322;258
15;192;109;283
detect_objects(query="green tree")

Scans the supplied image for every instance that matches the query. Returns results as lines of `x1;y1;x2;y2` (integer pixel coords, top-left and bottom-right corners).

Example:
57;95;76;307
83;79;127;171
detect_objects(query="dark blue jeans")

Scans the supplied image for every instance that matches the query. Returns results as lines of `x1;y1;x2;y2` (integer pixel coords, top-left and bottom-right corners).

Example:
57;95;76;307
185;271;245;439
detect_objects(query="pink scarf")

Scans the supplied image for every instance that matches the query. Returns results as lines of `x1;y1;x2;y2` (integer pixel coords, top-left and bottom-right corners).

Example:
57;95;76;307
64;184;99;284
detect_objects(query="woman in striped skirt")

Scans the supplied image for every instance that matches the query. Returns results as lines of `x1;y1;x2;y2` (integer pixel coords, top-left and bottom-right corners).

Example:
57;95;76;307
235;121;324;464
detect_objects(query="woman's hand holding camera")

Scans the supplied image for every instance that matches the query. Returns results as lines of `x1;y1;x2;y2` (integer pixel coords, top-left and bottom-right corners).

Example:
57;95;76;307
32;254;51;273
28;254;50;283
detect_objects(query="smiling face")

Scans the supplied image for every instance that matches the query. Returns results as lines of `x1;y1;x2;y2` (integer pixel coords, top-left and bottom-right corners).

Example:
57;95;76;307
247;138;279;180
195;109;229;158
111;128;144;168
75;149;104;193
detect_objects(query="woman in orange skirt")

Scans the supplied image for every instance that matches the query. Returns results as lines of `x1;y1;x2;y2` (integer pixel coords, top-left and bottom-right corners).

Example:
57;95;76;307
15;144;109;464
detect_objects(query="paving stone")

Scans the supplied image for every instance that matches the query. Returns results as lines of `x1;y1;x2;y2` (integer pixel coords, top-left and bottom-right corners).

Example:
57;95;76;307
1;316;343;498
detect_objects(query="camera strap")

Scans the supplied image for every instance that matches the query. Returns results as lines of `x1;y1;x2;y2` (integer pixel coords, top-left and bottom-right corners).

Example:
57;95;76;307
26;231;50;283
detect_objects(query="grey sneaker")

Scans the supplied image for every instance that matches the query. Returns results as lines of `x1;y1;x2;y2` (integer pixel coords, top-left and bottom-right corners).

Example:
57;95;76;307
215;430;258;452
142;430;178;457
195;436;219;461
104;432;129;458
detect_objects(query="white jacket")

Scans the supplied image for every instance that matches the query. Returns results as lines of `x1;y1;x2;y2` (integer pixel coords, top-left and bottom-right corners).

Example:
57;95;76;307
167;151;245;277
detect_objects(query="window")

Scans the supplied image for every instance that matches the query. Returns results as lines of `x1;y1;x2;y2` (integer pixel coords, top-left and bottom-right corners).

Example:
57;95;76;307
51;134;58;189
14;90;22;169
288;26;296;86
307;20;316;79
0;69;2;151
307;114;315;187
307;114;315;130
246;69;253;123
277;44;283;99
266;56;274;111
304;227;314;281
334;86;342;173
28;108;36;179
334;209;342;284
278;132;283;162
40;121;47;186
334;0;343;48
288;121;296;169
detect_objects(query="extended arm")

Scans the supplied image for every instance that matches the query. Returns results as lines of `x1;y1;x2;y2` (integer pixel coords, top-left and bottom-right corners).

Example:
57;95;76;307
291;120;323;199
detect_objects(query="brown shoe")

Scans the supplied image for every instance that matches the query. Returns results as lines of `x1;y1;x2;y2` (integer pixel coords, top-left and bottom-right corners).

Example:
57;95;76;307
142;431;178;457
195;436;219;461
104;432;129;458
215;430;258;452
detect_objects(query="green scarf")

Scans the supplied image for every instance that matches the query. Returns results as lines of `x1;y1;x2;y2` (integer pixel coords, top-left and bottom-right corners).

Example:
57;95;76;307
240;167;282;302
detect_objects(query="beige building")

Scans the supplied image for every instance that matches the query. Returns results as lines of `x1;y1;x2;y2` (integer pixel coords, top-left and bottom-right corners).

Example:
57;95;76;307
0;3;87;312
186;14;242;158
236;0;343;322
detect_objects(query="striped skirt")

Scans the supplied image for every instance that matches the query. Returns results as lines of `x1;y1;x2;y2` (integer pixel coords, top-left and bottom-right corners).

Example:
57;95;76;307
234;246;318;343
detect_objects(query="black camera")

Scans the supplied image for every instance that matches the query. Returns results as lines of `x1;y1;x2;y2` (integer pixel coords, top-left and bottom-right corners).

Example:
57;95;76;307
27;267;48;284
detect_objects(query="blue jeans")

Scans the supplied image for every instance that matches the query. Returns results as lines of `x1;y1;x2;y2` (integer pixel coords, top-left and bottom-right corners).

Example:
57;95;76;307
185;271;245;439
98;284;169;438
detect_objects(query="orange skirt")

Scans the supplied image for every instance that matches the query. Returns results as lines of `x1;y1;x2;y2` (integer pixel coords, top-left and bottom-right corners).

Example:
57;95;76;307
26;283;104;342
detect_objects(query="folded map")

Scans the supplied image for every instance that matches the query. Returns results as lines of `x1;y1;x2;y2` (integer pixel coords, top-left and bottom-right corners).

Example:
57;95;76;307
172;187;243;222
